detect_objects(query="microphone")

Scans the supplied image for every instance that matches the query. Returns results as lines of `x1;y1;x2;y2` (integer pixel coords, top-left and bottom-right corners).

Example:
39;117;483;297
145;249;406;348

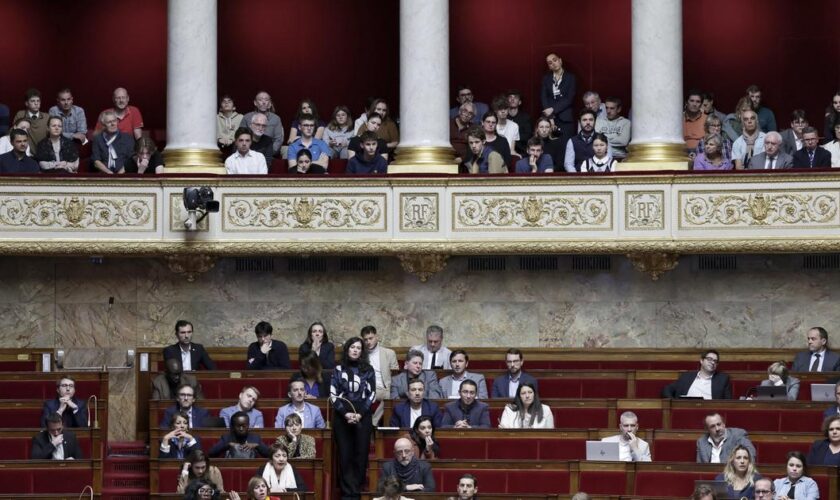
78;485;94;500
107;296;114;309
87;395;98;428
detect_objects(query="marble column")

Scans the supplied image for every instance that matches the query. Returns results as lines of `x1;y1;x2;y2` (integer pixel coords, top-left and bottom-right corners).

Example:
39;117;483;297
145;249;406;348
620;0;689;171
390;0;458;174
162;0;225;174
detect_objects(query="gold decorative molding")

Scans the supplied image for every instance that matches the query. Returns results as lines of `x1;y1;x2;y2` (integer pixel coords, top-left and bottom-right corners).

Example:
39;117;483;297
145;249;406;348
162;148;225;175
169;194;209;232
223;193;387;231
0;192;155;231
680;190;839;229
398;253;449;282
452;192;612;231
165;254;216;282
389;146;459;174
627;252;680;280
621;142;689;170
625;191;665;230
400;193;439;232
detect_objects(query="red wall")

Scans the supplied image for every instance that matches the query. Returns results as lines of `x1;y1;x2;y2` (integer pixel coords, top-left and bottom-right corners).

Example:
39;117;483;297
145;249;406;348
1;0;837;134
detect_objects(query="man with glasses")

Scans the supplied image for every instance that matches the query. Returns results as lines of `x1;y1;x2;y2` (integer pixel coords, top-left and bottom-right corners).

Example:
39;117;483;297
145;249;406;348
160;383;209;429
748;131;793;170
286;113;330;172
241;91;284;155
379;437;436;493
449;85;488;124
780;110;809;155
41;377;87;428
753;477;773;499
792;126;832;168
696;412;755;463
662;349;732;399
246;112;275;166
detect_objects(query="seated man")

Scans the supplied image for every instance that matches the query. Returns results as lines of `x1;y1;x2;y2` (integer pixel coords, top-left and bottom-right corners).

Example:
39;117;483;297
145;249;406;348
225;127;268;175
91;110;134;174
746;84;777;133
450;102;475;163
287;113;330;172
220;386;264;428
441;380;490;428
822;381;840;419
160;383;209;429
48;88;88;142
208;411;270;458
163;319;216;371
563;109;597;172
780;109;808;155
348;113;389;160
600;411;651;462
389;379;442;428
747;132;793;170
31;412;83;460
792;326;840;372
0;128;40;174
274;377;326;429
661;349;731;400
152;358;204;401
346;131;388;174
241;91;284;155
491;348;539;398
390;349;445;400
246;112;275;165
792;126;832;168
449;85;488;124
451;474;478;500
95;87;144;140
595;97;631;160
754;477;775;500
412;325;451;370
507;90;533;155
379;438;436;493
13;88;49;147
493;96;520;158
732;109;766;169
695;412;755;463
464;126;507;174
41;376;87;428
515;137;554;173
246;320;291;370
439;349;488;399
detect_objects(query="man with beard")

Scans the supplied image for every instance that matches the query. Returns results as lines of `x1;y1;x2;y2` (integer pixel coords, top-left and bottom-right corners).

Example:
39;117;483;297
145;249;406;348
379;438;436;493
563;109;596;172
241;91;284;155
440;380;489;428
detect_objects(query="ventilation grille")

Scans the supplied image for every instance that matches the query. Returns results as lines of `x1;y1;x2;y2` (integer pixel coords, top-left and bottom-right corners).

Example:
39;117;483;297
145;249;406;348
570;255;611;271
287;257;328;272
803;253;840;270
467;256;507;271
519;255;559;271
698;255;737;271
339;257;380;272
235;257;275;272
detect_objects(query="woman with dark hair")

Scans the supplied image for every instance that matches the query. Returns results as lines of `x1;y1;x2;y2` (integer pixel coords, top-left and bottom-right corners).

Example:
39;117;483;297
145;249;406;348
774;451;819;500
374;475;413;500
579;132;617;173
404;415;439;460
533;116;566;171
160;412;201;459
35;116;78;173
298;321;336;369
177;449;225;494
289;149;326;175
182;478;228;500
823;91;840;144
323;105;354;159
330;336;376;499
498;382;554;429
298;350;331;399
287;99;326;144
714;445;760;499
359;99;399;150
256;443;307;493
807;414;840;466
125;136;165;174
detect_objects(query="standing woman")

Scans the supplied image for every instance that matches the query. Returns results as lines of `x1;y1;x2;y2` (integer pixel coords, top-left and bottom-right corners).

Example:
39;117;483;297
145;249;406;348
498;382;554;429
299;321;336;369
540;52;577;141
35;116;78;173
331;336;376;500
774;451;819;500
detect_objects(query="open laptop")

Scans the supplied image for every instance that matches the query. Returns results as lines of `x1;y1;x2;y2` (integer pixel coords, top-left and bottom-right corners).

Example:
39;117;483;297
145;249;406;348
694;480;732;499
585;440;620;461
755;385;787;400
810;383;837;402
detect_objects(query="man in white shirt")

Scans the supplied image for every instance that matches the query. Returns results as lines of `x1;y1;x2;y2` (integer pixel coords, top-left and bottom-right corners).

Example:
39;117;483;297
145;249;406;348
438;349;488;399
31;413;82;460
412;325;451;370
661;349;731;400
695;412;755;463
225;127;267;175
600;411;651;462
493;96;520;158
362;325;398;425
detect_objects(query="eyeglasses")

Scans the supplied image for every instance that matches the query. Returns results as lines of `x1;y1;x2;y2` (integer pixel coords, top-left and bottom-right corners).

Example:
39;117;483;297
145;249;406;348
59;383;75;388
178;393;194;398
197;486;215;494
754;490;772;496
703;357;719;364
300;123;315;128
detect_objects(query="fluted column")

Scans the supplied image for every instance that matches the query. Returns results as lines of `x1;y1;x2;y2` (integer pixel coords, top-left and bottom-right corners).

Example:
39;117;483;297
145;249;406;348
390;0;458;174
163;0;224;174
620;0;689;171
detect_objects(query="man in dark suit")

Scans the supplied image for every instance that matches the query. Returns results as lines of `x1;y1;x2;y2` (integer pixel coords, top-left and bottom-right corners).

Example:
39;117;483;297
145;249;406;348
390;349;445;400
541;52;577;141
822;381;840;419
31;413;83;460
441;380;490;428
661;349;732;399
41;376;87;428
159;383;209;428
780;109;808;155
792;326;840;372
748;132;793;170
246;320;290;369
152;357;204;400
389;379;442;428
791;127;832;168
695;413;755;463
162;319;216;371
491;348;539;398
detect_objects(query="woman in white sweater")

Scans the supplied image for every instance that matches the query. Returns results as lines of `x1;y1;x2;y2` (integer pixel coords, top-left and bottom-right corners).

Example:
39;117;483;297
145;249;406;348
498;382;554;429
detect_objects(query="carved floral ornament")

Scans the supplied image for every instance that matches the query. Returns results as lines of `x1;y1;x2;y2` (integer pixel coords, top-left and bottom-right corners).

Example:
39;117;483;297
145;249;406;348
0;194;154;230
454;193;611;230
224;194;385;231
681;191;839;228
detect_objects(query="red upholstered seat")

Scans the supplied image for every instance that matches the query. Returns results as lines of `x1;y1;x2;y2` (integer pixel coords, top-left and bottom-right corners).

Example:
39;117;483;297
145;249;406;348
0;408;43;428
0;463;94;493
652;438;697;462
578;468;627;494
0;380;101;399
199;379;285;399
553;407;610;428
634;470;718;497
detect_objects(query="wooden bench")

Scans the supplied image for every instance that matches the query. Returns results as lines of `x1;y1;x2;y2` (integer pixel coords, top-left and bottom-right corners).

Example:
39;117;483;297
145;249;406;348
0;371;109;400
0;349;52;372
0;428;103;460
651;429;818;465
0;459;100;494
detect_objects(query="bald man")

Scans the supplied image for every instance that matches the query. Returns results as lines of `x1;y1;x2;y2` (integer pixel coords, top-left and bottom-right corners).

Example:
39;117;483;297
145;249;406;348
378;437;436;493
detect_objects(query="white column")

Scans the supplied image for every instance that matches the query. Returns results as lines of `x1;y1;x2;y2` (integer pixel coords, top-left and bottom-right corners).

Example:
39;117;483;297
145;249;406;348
164;0;224;173
391;0;457;173
622;0;688;168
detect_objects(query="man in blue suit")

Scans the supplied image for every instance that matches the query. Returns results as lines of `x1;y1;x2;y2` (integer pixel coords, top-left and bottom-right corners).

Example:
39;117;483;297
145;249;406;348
822;381;840;419
491;348;539;399
389;379;442;428
41;376;87;428
792;327;840;372
160;383;209;428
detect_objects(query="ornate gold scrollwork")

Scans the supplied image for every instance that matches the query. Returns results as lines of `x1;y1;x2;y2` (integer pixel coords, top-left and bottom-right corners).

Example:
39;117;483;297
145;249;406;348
397;253;449;282
165;254;217;282
626;252;679;281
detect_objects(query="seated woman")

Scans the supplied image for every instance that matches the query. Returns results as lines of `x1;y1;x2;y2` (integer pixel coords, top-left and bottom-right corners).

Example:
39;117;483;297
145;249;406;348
35;116;78;173
714;445;760;499
160;412;201;460
579;133;617;173
499;382;554;429
807;415;840;466
298;351;331;399
403;415;440;460
693;115;733;163
299;321;336;369
182;478;233;500
374;475;414;500
274;413;316;459
822;122;840;168
246;476;281;500
287;99;326;144
256;443;307;494
693;133;733;171
533;116;566;172
759;361;800;401
774;451;820;500
724;97;753;142
323;105;354;159
125;137;165;174
289;149;326;175
177;450;225;495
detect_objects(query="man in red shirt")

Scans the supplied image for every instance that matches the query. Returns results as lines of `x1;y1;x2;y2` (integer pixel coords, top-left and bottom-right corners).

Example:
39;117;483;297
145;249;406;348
96;87;144;140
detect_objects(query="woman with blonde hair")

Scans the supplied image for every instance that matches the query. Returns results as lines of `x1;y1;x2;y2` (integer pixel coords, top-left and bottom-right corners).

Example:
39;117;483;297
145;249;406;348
759;361;800;400
714;445;760;499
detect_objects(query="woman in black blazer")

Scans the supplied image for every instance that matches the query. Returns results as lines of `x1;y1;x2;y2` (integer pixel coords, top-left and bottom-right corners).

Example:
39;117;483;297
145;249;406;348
298;321;335;369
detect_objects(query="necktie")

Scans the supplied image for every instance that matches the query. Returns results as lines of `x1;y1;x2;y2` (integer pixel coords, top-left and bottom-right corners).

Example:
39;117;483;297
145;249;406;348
768;157;775;169
788;481;796;498
808;151;815;167
810;353;821;372
430;352;437;369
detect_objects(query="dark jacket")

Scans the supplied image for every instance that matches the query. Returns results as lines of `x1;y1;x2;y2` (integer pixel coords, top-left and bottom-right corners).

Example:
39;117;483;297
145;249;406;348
791;147;832;168
389;399;443;428
208;432;270;458
160;404;210;429
31;429;83;459
441;400;490;428
246;339;291;370
298;341;336;369
163;343;217;370
661;371;732;400
41;398;87;428
491;371;539;399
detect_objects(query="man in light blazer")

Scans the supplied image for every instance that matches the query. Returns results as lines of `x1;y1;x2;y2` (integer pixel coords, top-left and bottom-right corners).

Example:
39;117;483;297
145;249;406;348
491;348;539;399
439;349;488;399
792;326;840;372
695;413;755;463
412;324;452;370
362;325;399;425
779;109;808;155
748;132;793;169
390;349;445;400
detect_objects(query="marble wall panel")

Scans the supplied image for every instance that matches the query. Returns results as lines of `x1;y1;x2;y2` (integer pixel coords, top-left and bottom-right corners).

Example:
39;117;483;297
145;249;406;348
0;303;55;347
54;259;139;304
539;302;659;348
0;259;55;304
55;303;138;348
